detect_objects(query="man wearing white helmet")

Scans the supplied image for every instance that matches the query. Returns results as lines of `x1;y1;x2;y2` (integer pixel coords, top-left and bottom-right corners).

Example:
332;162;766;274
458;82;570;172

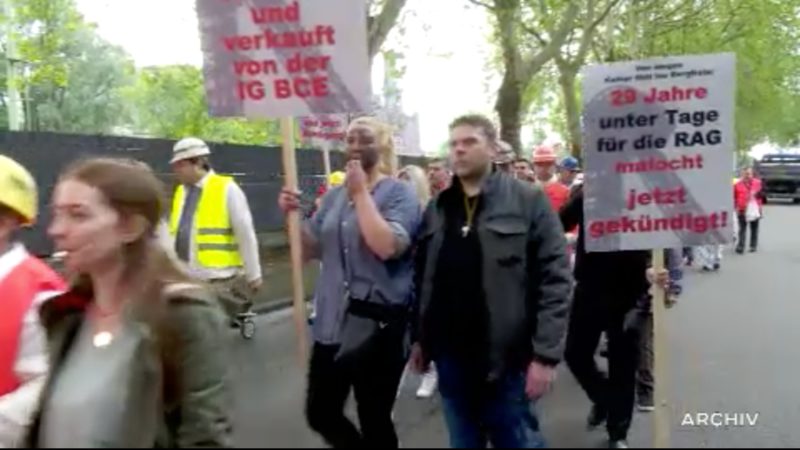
0;155;66;446
168;137;262;331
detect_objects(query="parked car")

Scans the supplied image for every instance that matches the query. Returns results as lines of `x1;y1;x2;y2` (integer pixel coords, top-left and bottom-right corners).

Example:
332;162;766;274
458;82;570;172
754;153;800;203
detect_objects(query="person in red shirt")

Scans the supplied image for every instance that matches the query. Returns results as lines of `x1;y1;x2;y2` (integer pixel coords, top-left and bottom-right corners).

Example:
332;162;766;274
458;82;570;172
312;170;346;216
733;166;764;253
0;155;66;446
532;145;570;213
426;157;452;197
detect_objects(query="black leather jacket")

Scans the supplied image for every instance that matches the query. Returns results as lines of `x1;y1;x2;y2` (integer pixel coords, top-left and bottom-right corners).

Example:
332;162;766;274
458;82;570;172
414;171;573;380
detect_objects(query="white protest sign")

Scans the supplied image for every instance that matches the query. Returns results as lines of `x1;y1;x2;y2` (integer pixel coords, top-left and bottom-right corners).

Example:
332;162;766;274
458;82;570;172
581;52;736;252
196;0;371;118
300;114;348;147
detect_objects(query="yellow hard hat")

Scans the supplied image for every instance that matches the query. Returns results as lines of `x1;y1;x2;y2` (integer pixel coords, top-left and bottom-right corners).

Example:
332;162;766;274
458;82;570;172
329;171;345;187
0;154;37;225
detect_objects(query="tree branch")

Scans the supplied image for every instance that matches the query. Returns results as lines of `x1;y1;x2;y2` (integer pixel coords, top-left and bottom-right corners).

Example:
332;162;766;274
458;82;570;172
717;29;748;47
521;0;579;80
590;39;605;61
367;0;407;62
648;0;704;27
590;0;622;32
537;0;549;18
718;1;746;39
466;0;496;10
521;22;548;46
575;0;621;65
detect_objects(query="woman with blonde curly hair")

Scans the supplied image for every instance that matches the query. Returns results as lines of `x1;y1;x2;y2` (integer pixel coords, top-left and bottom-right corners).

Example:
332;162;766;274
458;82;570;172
398;165;431;209
397;165;438;399
278;116;421;448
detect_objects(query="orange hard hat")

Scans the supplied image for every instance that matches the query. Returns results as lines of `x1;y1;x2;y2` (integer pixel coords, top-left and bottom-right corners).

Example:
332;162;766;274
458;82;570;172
532;145;557;164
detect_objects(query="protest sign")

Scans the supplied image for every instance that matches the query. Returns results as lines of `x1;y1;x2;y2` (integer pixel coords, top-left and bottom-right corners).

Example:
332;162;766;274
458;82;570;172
195;0;371;365
196;0;371;118
581;52;736;252
300;113;348;186
300;114;348;146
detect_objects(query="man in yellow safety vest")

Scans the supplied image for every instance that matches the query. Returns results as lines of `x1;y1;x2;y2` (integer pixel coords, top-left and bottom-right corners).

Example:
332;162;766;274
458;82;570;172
168;137;262;334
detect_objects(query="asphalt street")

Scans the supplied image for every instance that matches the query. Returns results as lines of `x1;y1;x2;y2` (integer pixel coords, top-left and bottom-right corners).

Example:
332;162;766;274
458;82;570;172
227;203;800;448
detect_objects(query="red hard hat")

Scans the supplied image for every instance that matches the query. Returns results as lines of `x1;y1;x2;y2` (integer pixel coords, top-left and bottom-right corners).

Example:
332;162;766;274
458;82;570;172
532;145;557;164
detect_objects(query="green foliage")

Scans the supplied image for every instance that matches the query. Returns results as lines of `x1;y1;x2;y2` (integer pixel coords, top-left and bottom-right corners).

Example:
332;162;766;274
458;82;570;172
9;0;83;88
122;65;281;145
474;0;580;152
0;0;405;146
0;0;133;133
28;26;134;133
489;0;800;152
614;0;800;149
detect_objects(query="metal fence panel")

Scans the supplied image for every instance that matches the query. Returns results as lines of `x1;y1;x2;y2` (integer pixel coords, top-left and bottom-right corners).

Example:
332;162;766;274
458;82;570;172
0;131;427;256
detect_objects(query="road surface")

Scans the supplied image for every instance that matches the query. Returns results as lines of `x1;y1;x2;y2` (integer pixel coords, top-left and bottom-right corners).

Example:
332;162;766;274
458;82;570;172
227;203;799;448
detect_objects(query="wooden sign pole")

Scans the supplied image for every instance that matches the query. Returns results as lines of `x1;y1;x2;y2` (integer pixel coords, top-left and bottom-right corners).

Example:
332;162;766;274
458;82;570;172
651;249;670;448
280;116;309;367
322;140;332;188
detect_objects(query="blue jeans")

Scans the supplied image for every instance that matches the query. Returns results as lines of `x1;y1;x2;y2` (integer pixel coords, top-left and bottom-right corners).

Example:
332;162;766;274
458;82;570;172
665;248;683;297
436;358;546;448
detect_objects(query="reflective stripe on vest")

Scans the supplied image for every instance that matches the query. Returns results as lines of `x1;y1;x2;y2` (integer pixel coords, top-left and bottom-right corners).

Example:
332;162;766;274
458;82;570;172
169;174;243;269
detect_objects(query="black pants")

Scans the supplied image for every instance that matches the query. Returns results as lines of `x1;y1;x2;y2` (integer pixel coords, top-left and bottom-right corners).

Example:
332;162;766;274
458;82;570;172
565;285;642;441
736;214;760;251
636;311;654;403
305;340;406;448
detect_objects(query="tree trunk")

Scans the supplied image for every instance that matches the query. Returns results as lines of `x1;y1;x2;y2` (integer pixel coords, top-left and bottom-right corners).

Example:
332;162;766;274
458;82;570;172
558;65;582;158
367;0;407;67
493;1;523;155
490;0;579;155
495;70;523;155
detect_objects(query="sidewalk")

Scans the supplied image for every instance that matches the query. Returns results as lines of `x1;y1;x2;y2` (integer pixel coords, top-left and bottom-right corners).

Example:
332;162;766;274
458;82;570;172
252;231;318;313
43;230;317;314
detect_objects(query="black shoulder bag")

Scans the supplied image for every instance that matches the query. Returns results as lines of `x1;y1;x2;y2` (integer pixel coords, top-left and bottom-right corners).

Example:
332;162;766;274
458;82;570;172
334;192;409;365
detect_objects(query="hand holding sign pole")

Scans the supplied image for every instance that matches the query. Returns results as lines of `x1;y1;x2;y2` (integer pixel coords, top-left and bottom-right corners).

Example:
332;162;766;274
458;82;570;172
279;116;308;365
582;53;735;447
196;0;371;366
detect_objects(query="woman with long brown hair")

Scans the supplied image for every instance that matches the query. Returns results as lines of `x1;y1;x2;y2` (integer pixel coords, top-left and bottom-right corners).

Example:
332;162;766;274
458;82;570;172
24;158;232;447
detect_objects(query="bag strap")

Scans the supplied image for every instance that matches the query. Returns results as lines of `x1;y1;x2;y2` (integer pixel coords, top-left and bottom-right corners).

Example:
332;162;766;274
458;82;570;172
336;196;352;295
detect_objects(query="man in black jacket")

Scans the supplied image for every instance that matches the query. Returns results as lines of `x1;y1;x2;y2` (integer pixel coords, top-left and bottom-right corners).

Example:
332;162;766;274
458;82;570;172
560;184;651;449
410;114;573;448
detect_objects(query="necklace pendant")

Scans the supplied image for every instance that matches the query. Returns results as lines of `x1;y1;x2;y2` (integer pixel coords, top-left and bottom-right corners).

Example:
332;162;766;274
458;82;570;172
461;225;470;237
93;331;114;348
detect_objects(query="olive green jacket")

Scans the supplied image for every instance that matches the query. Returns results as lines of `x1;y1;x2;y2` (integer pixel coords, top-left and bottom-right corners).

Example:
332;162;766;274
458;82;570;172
22;283;233;448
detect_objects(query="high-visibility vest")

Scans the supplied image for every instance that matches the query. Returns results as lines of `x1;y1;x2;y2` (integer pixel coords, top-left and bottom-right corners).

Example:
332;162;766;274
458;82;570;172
0;253;66;396
169;174;243;269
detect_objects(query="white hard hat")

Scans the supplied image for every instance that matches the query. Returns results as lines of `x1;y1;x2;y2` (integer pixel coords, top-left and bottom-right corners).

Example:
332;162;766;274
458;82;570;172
171;137;211;164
